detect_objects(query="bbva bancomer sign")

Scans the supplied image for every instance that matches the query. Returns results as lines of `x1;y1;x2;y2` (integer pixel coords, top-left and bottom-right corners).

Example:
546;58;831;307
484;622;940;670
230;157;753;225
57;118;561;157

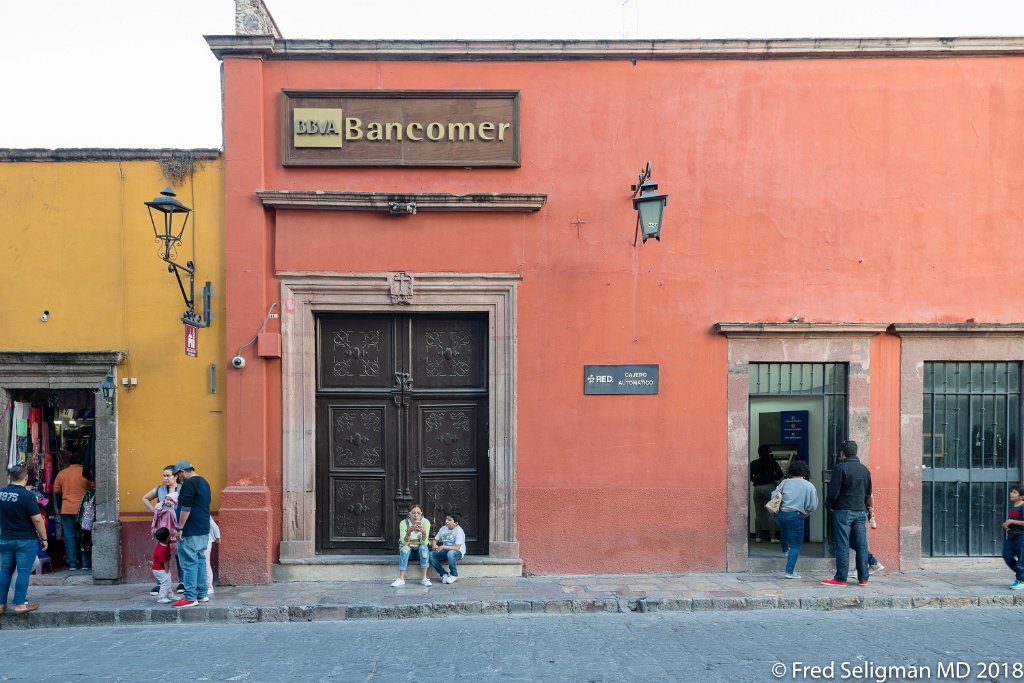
282;90;520;167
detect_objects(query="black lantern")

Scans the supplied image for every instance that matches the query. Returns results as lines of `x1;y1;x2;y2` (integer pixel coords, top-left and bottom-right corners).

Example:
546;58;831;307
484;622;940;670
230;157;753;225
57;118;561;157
100;368;116;409
145;187;213;328
631;162;668;245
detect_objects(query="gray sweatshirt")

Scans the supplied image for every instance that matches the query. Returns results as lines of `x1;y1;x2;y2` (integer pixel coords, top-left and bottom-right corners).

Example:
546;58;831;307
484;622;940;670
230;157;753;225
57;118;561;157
772;477;819;517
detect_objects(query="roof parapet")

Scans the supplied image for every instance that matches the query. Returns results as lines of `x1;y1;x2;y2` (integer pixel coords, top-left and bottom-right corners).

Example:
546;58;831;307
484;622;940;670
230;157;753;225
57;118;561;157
205;35;1024;61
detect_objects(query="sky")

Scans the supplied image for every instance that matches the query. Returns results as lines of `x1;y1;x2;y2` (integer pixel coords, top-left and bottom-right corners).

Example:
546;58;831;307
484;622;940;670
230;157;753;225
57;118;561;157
2;1;1024;149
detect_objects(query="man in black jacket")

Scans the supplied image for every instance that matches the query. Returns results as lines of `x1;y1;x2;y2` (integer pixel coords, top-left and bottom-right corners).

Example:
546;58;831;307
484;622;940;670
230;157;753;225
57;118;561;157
821;440;872;586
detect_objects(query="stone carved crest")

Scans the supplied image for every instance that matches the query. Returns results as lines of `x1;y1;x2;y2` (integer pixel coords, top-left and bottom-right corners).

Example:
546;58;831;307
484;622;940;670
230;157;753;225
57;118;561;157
389;272;414;304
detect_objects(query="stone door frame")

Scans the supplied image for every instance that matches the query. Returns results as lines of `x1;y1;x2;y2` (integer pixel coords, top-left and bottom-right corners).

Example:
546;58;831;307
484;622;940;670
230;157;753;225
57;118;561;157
891;323;1024;569
716;323;886;571
278;272;520;561
0;351;125;582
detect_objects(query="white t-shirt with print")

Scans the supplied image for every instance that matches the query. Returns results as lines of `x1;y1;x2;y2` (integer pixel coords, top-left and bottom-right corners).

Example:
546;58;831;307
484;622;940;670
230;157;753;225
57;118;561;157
434;524;466;558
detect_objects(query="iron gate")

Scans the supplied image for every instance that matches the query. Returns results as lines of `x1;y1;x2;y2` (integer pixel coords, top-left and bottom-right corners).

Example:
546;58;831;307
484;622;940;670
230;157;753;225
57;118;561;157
922;362;1022;556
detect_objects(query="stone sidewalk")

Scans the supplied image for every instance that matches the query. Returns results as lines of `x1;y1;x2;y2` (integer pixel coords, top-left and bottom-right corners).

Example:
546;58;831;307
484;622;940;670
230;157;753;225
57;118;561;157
1;568;1021;630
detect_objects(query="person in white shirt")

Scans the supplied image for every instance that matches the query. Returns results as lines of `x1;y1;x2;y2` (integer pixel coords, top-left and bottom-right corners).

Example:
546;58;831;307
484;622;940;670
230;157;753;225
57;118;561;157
429;513;466;584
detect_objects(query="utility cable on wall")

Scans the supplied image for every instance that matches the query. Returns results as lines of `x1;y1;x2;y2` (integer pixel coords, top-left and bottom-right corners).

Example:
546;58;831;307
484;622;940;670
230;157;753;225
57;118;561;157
233;303;279;368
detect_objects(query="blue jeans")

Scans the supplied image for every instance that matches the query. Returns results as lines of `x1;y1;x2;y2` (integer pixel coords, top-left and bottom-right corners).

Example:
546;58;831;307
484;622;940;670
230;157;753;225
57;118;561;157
61;516;80;569
398;545;429;572
833;509;869;582
0;538;39;606
429;549;463;578
176;534;209;601
1003;534;1024;582
775;510;805;575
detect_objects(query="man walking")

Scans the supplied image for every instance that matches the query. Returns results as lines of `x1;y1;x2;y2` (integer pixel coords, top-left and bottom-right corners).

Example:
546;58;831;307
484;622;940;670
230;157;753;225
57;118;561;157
171;460;211;608
52;451;92;571
821;440;872;586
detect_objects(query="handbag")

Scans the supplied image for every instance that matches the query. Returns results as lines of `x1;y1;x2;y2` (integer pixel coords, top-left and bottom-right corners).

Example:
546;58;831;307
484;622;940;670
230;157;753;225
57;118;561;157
765;481;785;515
80;491;96;532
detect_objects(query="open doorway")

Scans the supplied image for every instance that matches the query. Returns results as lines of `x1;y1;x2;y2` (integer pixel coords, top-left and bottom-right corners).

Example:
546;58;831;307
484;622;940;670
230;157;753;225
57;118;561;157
748;396;827;557
745;361;849;562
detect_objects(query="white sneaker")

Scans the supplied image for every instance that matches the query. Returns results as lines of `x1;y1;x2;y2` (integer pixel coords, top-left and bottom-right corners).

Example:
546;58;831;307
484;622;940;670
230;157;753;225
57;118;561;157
447;575;458;584
207;588;215;595
784;573;801;579
420;578;432;586
157;597;172;604
441;575;451;584
869;563;885;574
390;578;406;587
198;597;210;603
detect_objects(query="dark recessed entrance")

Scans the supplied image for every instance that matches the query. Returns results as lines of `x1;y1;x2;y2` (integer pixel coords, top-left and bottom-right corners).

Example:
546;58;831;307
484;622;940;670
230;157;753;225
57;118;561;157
315;313;489;554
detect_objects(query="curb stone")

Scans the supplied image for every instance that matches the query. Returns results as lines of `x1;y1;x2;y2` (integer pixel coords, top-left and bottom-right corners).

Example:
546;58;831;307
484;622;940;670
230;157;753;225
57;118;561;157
1;590;1023;630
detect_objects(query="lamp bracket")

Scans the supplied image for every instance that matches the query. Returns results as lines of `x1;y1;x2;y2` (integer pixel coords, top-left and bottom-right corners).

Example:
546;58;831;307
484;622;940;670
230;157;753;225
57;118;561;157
388;201;417;215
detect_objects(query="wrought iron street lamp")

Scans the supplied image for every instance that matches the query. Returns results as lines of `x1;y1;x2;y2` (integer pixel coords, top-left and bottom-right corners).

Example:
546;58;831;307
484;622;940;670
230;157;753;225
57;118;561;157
145;187;212;328
631;162;668;245
100;368;116;409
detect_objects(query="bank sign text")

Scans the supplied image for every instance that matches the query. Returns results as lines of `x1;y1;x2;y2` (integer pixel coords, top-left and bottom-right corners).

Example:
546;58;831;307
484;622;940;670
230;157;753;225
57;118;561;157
283;90;520;167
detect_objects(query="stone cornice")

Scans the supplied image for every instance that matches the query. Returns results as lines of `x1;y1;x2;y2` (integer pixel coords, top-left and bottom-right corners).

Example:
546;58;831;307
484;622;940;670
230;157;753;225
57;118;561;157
206;35;1024;62
715;322;889;337
256;190;546;213
890;323;1024;337
0;149;221;163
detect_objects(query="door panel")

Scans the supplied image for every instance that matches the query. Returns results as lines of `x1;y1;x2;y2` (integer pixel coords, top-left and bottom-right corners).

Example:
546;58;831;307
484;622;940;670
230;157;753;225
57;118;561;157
317;400;397;550
413;399;488;547
316;313;488;554
319;316;396;391
409;316;486;390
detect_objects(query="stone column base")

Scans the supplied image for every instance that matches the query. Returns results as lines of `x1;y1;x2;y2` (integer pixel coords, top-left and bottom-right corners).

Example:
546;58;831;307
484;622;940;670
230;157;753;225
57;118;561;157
91;520;121;582
218;485;273;585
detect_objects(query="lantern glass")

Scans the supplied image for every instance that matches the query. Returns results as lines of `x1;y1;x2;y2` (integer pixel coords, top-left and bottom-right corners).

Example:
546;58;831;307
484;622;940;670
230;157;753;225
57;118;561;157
635;194;666;242
145;187;191;242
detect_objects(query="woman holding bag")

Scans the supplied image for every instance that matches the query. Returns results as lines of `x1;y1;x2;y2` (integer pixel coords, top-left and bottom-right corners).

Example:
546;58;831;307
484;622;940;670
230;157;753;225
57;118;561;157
771;460;818;579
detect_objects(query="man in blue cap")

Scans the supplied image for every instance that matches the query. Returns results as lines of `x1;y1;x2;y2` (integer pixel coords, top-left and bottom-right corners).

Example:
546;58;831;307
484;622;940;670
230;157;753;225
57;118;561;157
171;459;212;608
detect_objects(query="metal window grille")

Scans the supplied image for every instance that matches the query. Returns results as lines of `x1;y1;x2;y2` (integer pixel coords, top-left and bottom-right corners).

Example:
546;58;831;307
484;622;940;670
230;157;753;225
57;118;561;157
922;362;1022;557
748;363;849;468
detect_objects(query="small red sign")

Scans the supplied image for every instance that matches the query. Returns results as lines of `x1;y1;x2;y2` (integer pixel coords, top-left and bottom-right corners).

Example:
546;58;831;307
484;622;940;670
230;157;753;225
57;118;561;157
185;325;198;357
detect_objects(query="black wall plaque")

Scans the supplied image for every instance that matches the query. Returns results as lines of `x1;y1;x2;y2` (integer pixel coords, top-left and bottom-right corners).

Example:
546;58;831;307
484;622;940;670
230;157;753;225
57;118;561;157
584;364;659;395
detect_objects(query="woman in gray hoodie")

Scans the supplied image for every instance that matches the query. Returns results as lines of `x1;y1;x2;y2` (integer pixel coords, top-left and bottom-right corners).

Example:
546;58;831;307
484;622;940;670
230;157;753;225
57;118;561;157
771;460;818;579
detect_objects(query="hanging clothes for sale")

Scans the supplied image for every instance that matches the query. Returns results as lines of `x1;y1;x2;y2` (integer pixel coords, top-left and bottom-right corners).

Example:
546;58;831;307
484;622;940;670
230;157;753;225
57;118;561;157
29;406;42;453
83;430;96;482
9;401;30;467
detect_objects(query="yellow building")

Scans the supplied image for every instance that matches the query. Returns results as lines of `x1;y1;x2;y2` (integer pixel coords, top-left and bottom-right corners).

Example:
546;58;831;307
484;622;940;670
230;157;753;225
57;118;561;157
0;149;225;582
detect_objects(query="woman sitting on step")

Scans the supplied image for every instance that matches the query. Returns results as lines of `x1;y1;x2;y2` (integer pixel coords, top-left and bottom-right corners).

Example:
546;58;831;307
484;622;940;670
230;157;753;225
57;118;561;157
390;504;432;587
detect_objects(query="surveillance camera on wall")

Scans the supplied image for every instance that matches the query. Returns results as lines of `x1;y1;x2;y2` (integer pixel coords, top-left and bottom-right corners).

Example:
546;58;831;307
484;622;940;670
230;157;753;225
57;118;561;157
231;355;246;369
40;310;50;322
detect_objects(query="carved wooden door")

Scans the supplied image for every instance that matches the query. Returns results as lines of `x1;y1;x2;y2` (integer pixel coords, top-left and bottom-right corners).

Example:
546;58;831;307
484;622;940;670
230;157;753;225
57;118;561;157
316;313;489;554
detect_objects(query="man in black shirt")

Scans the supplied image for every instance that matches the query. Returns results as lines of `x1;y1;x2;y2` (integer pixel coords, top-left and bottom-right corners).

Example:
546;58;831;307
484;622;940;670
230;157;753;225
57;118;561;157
821;440;872;586
0;465;49;614
172;459;212;608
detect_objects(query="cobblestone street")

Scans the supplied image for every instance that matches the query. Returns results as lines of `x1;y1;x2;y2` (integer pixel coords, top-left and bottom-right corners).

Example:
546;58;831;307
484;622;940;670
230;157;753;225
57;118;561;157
2;607;1021;682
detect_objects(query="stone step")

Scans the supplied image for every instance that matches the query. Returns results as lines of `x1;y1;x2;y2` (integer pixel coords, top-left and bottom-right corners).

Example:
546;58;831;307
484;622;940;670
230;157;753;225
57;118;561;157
273;555;523;582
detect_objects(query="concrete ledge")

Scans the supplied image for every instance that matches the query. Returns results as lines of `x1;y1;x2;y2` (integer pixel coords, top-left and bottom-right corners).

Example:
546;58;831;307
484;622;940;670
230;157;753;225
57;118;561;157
273;556;523;582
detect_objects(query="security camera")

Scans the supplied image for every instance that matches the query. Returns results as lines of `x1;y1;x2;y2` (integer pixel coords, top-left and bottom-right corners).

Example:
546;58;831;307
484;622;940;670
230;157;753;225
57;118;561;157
40;310;50;322
231;355;246;369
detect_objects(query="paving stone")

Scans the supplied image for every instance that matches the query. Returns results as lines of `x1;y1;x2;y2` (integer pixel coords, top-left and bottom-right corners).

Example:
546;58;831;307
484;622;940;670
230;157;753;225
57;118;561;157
829;596;863;609
799;597;831;610
115;608;148;624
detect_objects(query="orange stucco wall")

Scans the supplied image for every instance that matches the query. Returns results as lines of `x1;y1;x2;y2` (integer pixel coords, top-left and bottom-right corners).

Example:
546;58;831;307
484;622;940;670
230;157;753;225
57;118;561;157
220;53;1024;578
